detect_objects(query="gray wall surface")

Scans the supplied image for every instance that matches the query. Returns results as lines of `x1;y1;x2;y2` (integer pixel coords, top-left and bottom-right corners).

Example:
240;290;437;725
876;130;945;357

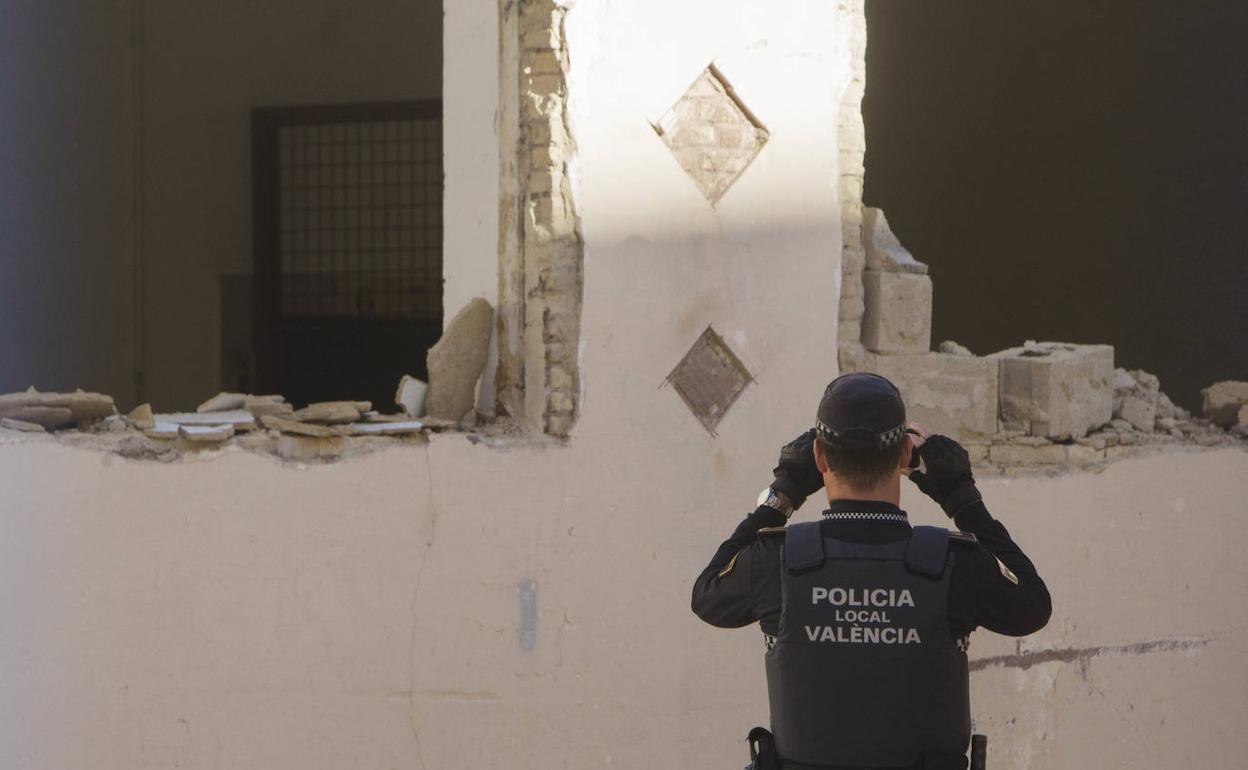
0;0;441;411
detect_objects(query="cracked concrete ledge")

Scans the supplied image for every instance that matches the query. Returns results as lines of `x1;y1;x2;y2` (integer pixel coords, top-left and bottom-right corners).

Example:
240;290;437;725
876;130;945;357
0;419;564;465
1;417;1241;469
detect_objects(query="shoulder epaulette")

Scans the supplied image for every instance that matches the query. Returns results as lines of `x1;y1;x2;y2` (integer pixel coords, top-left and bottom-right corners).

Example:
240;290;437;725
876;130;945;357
757;526;788;536
949;531;979;545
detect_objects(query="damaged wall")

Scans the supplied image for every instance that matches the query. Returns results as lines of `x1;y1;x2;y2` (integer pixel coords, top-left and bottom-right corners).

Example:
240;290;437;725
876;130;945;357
2;438;1246;769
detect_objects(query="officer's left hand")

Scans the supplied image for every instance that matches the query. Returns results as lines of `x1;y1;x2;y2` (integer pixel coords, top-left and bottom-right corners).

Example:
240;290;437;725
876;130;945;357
771;429;825;510
907;434;981;516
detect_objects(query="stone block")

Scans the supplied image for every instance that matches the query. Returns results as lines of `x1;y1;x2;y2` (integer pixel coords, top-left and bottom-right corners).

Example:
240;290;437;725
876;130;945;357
863;352;999;439
1201;380;1248;428
860;271;932;354
427;297;494;421
989;341;1114;440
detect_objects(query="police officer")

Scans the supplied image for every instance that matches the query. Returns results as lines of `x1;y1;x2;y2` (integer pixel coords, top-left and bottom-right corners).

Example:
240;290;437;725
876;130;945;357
691;373;1052;770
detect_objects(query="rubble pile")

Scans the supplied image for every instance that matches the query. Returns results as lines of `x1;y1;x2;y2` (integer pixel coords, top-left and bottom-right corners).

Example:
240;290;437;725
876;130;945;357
0;298;512;461
958;368;1246;473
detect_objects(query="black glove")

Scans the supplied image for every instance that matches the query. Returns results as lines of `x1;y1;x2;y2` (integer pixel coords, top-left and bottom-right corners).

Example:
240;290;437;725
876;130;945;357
907;434;981;516
770;429;824;510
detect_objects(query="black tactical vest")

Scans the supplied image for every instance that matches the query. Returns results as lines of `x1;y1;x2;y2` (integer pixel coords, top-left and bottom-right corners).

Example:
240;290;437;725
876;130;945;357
765;523;970;769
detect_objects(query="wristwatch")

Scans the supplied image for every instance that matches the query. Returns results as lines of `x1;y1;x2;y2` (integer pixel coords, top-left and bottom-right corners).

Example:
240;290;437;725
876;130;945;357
757;486;794;519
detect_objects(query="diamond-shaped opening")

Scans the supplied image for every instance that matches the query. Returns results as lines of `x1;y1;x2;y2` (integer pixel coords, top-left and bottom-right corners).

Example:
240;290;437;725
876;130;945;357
653;64;770;205
667;326;754;435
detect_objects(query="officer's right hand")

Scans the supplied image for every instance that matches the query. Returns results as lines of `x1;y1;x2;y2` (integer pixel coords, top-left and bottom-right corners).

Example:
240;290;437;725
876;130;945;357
771;429;824;510
907;434;981;515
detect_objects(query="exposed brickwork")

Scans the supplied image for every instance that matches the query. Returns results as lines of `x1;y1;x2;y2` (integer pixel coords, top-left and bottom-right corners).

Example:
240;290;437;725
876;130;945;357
497;0;584;437
837;0;868;367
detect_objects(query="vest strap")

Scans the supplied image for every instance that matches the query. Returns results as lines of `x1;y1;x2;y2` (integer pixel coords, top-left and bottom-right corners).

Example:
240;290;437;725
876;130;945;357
784;521;825;573
905;526;950;577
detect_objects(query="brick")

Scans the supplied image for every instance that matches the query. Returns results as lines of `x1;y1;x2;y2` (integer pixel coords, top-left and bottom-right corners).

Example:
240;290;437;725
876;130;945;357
860;271;932;354
989;342;1114;440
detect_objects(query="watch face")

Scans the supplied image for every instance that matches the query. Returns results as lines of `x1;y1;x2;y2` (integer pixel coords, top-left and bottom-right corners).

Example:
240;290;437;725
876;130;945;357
758;487;774;507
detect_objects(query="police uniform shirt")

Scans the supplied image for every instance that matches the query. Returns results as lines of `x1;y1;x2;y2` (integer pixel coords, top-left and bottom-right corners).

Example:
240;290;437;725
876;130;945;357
691;498;1052;645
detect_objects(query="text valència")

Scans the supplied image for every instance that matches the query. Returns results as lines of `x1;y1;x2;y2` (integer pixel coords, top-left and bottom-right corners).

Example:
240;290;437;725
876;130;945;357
804;586;921;645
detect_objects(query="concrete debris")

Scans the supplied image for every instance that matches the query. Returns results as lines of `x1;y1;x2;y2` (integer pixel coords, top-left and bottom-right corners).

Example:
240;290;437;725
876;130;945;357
127;403;155;429
937;340;974;357
363;412;415;423
144;421;180;439
0;389;116;429
1240;404;1248;428
242;397;293;418
1;417;46;433
1112;367;1162;433
178;424;234;442
427;297;494;421
154;410;257;428
1120;396;1157;433
863;207;928;274
340;420;425;436
990;341;1114;440
395;375;428;418
195;392;286;413
260;414;340;438
289;401;367;424
1201;380;1248;428
4;405;73;428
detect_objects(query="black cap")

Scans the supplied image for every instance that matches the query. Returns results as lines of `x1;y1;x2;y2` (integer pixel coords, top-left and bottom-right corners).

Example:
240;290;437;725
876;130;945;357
815;372;907;451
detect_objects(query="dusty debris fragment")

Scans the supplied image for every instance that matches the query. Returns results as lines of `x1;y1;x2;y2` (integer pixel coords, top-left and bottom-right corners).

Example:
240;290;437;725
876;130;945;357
4;405;74;428
1;416;46;433
178;424;234;442
0;389;116;429
127;403;155;429
259;414;340;438
395;375;428;418
363;412;414;423
1113;368;1160;433
196;392;246;413
937;340;974;357
144;421;180;439
427;297;493;421
340;420;425;436
863;207;929;274
154;410;257;428
1201;380;1248;428
243;398;293;418
290;401;365;424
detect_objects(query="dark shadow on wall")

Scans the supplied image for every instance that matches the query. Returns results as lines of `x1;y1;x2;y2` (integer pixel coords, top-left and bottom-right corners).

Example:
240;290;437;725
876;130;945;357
863;0;1248;410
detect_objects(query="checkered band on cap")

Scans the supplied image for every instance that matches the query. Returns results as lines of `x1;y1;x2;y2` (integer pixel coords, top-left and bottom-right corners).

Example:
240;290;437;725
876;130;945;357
815;418;907;450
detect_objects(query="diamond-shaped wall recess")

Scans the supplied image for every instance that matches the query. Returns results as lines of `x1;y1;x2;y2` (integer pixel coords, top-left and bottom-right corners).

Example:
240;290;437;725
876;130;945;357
667;326;754;435
654;65;770;205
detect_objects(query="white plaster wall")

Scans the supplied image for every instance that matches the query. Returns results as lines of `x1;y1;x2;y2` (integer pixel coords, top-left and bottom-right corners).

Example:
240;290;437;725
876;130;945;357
565;0;851;443
442;0;501;412
1;440;1246;769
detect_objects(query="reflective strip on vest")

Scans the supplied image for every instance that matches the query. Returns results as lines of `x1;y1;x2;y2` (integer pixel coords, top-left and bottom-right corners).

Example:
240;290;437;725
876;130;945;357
765;527;970;767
